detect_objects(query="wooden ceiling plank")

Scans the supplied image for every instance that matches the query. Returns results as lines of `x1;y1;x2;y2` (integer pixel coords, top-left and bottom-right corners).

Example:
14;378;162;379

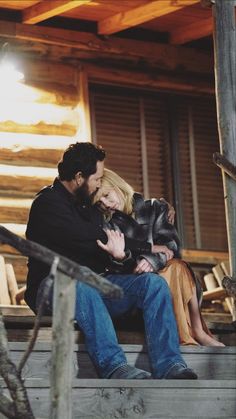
98;0;200;35
170;16;213;44
22;0;92;25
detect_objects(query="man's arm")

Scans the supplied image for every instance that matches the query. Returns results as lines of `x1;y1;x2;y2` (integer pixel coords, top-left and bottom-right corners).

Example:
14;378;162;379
26;190;108;258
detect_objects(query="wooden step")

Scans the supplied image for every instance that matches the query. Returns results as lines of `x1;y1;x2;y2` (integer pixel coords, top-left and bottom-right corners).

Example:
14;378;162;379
6;342;236;381
0;378;235;418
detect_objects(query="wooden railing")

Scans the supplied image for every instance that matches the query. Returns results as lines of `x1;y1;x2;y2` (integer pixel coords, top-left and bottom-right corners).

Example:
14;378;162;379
0;225;122;419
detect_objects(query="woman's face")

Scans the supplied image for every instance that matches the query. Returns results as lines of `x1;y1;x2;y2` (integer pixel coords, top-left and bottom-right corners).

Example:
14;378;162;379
98;188;124;212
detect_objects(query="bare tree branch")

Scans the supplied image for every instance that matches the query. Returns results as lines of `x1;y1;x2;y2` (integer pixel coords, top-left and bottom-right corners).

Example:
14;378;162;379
0;311;35;419
18;258;58;374
0;225;122;298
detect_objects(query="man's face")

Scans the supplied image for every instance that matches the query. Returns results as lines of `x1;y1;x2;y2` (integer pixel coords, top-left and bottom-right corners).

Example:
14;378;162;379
77;160;104;200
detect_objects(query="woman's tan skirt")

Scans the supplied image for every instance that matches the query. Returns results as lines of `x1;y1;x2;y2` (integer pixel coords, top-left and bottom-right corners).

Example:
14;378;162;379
159;258;211;345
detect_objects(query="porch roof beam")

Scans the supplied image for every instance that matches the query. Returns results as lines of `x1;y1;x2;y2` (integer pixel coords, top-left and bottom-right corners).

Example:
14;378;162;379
22;0;91;25
170;16;213;44
98;0;200;35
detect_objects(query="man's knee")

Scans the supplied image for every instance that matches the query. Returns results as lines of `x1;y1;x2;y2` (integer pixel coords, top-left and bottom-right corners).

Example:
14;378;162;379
142;272;170;293
76;281;100;301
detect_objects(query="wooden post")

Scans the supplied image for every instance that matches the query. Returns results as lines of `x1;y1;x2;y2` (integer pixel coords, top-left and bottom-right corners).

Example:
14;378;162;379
212;0;236;280
50;272;76;419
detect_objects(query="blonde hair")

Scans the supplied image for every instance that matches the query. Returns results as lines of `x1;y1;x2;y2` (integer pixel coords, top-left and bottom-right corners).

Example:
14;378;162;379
93;168;134;215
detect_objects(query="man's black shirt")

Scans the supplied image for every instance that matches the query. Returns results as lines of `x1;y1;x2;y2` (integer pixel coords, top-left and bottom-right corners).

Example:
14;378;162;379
25;178;112;311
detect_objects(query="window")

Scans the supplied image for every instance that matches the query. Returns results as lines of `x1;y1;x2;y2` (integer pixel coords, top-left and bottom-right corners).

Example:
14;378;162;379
90;84;227;251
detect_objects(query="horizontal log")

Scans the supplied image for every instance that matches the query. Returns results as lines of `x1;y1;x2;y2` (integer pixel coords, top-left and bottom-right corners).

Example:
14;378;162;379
0;132;73;167
0;244;20;256
86;64;214;95
0;224;26;239
0;148;63;168
0;121;77;136
24;81;79;106
0;79;77;106
0;164;55;193
22;57;78;87
0;197;31;223
0;20;213;75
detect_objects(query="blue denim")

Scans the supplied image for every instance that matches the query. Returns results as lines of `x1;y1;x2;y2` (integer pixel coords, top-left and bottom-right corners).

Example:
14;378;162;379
75;273;186;378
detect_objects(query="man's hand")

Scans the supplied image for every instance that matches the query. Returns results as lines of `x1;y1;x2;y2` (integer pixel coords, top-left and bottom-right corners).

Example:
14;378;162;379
151;244;174;261
159;197;175;225
97;229;126;260
134;258;154;274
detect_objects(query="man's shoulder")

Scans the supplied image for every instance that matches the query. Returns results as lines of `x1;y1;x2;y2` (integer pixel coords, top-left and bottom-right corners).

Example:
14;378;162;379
33;184;57;203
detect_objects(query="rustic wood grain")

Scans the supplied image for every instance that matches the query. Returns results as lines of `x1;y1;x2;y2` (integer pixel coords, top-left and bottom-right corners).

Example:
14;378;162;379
0;20;213;75
1;378;235;418
213;0;236;320
50;272;76;419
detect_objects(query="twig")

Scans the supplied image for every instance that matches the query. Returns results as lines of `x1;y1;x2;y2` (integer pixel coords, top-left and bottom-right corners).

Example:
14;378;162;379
0;311;35;419
18;257;58;374
213;152;236;182
0;225;122;298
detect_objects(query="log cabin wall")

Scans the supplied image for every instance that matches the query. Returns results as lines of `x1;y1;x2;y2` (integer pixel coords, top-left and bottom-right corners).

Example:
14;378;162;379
0;53;90;287
0;19;228;287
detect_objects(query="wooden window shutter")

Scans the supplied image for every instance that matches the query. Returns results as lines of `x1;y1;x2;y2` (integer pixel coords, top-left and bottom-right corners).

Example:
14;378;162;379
192;99;227;250
176;100;196;248
90;85;143;193
177;97;227;250
143;96;173;202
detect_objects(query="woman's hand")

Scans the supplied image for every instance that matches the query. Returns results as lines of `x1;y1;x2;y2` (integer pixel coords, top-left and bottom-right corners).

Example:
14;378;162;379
97;229;126;260
159;197;175;225
134;258;154;274
151;244;174;261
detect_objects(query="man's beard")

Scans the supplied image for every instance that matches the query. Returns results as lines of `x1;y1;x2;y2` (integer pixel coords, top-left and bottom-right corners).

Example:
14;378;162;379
75;181;98;205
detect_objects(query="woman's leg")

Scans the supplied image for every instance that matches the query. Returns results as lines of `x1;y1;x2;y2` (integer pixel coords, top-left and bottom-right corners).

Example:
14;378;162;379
160;259;224;346
188;290;225;346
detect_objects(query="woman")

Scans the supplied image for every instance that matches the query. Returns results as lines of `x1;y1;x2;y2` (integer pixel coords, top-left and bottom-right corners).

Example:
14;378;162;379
94;168;224;347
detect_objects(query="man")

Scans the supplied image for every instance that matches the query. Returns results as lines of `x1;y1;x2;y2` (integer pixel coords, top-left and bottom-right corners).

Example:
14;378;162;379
25;142;197;380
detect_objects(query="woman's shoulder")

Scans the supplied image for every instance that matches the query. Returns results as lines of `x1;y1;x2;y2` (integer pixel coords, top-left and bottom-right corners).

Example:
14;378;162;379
133;192;167;213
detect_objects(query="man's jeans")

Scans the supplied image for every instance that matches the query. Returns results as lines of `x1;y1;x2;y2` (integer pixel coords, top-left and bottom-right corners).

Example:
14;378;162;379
75;273;186;378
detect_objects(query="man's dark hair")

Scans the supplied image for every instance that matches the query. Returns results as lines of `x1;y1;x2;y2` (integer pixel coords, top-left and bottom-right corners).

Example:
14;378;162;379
58;142;106;181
